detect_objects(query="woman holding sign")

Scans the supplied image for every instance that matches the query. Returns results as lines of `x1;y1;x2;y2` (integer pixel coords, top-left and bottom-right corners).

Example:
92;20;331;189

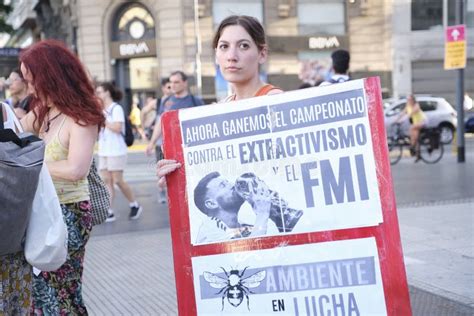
157;15;282;239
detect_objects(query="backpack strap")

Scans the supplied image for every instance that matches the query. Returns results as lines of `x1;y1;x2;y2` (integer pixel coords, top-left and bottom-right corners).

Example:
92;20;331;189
191;94;197;107
254;84;280;96
0;102;4;130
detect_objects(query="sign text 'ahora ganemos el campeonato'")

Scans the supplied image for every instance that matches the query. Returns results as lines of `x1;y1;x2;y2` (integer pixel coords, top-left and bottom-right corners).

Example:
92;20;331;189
181;89;365;149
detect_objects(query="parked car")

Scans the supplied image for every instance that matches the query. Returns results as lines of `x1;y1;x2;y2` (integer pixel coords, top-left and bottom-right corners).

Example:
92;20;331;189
384;96;457;143
465;113;474;133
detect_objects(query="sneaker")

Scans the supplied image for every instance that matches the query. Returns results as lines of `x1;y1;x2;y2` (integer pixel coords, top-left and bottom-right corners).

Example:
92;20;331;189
105;212;116;223
129;205;143;220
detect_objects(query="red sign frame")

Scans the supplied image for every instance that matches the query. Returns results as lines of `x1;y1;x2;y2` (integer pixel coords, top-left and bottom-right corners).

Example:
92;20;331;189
162;77;412;315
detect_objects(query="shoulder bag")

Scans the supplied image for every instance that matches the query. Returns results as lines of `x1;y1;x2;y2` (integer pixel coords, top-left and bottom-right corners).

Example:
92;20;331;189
0;102;45;256
88;158;110;226
25;165;68;271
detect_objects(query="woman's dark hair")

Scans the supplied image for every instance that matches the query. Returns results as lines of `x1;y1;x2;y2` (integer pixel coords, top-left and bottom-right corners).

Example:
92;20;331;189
19;39;104;129
161;77;170;86
212;15;266;51
98;81;123;102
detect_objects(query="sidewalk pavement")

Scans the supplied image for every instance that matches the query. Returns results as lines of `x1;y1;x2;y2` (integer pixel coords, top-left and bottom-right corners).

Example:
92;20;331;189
83;200;474;315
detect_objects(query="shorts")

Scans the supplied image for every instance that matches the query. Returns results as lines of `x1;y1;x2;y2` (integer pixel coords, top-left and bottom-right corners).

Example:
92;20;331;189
98;155;127;171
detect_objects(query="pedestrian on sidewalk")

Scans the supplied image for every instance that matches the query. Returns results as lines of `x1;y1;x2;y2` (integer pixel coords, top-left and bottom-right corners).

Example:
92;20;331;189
143;78;172;203
146;72;203;203
319;49;351;86
19;39;105;315
156;15;283;230
141;78;171;142
96;82;143;221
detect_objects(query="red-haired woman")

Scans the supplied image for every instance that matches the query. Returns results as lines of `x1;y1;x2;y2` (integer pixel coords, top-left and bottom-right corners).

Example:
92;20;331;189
20;39;104;315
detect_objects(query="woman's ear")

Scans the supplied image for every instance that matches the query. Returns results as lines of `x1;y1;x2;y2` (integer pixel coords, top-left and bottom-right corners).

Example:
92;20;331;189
258;45;268;65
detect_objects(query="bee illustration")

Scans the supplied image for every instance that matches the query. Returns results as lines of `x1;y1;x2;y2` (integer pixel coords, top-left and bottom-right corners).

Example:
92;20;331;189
203;267;266;311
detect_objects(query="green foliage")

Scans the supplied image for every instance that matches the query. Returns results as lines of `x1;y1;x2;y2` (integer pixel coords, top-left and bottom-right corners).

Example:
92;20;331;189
0;2;13;34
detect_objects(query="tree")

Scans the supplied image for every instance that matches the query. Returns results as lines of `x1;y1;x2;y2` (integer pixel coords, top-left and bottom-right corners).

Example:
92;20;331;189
0;2;13;34
34;0;75;46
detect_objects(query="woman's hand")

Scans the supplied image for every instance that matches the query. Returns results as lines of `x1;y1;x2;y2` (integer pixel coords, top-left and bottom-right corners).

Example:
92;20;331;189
156;159;181;188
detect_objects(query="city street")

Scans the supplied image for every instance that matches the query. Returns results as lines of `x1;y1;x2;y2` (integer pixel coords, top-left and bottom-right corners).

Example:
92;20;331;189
83;137;474;315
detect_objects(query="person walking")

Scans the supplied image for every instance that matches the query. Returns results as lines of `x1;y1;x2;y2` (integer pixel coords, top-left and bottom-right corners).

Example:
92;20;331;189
96;82;143;221
146;72;203;203
143;78;172;160
141;78;171;141
142;78;172;203
19;39;104;315
319;49;351;86
156;14;282;221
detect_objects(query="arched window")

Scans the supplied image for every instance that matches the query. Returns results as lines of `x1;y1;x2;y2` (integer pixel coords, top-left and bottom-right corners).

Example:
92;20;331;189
112;4;155;41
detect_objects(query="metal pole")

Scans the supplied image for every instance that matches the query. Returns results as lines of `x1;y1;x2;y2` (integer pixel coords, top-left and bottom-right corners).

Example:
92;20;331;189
193;0;203;97
443;0;448;29
456;0;465;162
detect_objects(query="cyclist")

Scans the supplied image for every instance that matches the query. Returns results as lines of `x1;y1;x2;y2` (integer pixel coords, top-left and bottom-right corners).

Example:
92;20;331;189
396;94;427;160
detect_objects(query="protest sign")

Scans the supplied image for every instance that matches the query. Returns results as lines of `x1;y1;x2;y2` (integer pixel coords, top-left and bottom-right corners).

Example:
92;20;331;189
162;77;411;315
193;237;386;315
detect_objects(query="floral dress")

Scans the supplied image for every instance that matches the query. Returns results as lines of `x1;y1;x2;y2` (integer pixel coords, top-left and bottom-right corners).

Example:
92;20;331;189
30;201;92;315
0;252;32;315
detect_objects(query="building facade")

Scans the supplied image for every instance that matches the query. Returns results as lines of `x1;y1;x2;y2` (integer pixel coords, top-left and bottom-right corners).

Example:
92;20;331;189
4;0;473;107
393;0;474;104
73;0;397;105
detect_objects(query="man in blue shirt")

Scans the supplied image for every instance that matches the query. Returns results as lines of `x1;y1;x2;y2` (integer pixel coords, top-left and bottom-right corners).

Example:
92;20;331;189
159;71;203;113
146;71;204;156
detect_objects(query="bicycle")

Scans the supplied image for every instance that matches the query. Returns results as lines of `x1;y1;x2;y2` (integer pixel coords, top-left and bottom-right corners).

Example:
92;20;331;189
387;123;444;165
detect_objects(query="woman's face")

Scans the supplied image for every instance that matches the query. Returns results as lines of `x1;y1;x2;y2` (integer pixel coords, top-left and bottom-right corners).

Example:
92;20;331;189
215;25;267;85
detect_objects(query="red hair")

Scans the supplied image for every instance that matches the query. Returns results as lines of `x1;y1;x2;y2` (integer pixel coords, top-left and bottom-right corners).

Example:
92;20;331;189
19;40;104;130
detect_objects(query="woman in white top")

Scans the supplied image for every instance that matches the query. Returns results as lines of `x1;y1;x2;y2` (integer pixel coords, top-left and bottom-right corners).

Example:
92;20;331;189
96;82;142;222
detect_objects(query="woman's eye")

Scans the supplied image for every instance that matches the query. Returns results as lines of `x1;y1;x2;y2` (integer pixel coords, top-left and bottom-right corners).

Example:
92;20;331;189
240;43;250;49
218;44;228;50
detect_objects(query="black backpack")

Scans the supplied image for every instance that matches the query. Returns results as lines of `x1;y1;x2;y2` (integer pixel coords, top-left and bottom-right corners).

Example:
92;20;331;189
111;104;134;147
124;117;134;147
